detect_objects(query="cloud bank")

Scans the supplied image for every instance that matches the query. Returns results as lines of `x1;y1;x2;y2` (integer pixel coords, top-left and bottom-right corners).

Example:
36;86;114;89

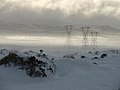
0;0;120;18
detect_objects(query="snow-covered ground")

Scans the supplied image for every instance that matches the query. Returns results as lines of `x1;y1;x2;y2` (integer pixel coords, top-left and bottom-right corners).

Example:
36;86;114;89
0;45;120;90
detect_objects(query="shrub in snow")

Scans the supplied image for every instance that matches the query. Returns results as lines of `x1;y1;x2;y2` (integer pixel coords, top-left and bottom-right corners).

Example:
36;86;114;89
63;54;75;59
93;62;98;65
88;51;92;54
110;49;119;54
37;49;44;57
0;49;56;78
25;57;48;77
25;56;55;77
81;55;85;58
40;49;43;54
91;57;99;60
0;53;22;67
95;51;99;55
101;53;107;58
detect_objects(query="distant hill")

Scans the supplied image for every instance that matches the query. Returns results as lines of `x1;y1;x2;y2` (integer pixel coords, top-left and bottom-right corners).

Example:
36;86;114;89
90;25;120;38
0;21;120;37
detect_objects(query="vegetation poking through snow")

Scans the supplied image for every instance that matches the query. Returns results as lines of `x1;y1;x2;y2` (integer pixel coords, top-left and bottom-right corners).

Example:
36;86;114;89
63;54;76;59
100;53;107;58
93;62;98;65
92;57;99;60
81;55;85;58
0;49;56;78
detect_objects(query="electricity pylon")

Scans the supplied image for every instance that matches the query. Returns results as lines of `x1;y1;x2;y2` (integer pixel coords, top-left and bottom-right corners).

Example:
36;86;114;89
65;25;73;53
81;27;90;52
91;31;98;51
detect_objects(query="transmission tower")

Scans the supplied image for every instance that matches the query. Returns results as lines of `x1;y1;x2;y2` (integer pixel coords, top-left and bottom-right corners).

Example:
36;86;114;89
81;27;90;46
81;27;90;52
91;31;98;51
65;25;73;53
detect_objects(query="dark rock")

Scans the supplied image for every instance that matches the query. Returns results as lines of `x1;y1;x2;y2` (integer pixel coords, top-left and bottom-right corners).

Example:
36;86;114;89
81;56;85;58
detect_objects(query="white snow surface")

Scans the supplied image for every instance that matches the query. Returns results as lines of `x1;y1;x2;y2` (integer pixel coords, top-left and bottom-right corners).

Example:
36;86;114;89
0;47;120;90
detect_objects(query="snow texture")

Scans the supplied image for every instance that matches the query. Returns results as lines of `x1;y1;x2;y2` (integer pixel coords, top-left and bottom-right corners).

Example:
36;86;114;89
0;48;120;90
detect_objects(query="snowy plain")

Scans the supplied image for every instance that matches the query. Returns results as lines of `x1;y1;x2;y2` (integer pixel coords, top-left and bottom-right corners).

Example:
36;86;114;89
0;45;120;90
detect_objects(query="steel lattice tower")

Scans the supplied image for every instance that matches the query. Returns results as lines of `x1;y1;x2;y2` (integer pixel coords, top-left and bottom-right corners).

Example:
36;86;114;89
90;31;98;51
81;27;90;52
81;27;90;46
65;25;73;52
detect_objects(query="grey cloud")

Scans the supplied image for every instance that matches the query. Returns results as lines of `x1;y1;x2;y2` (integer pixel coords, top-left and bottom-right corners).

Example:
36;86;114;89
0;0;120;29
0;0;120;18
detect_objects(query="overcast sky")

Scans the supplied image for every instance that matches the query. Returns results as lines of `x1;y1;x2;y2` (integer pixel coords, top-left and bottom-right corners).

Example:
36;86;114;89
0;0;120;46
0;0;120;28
